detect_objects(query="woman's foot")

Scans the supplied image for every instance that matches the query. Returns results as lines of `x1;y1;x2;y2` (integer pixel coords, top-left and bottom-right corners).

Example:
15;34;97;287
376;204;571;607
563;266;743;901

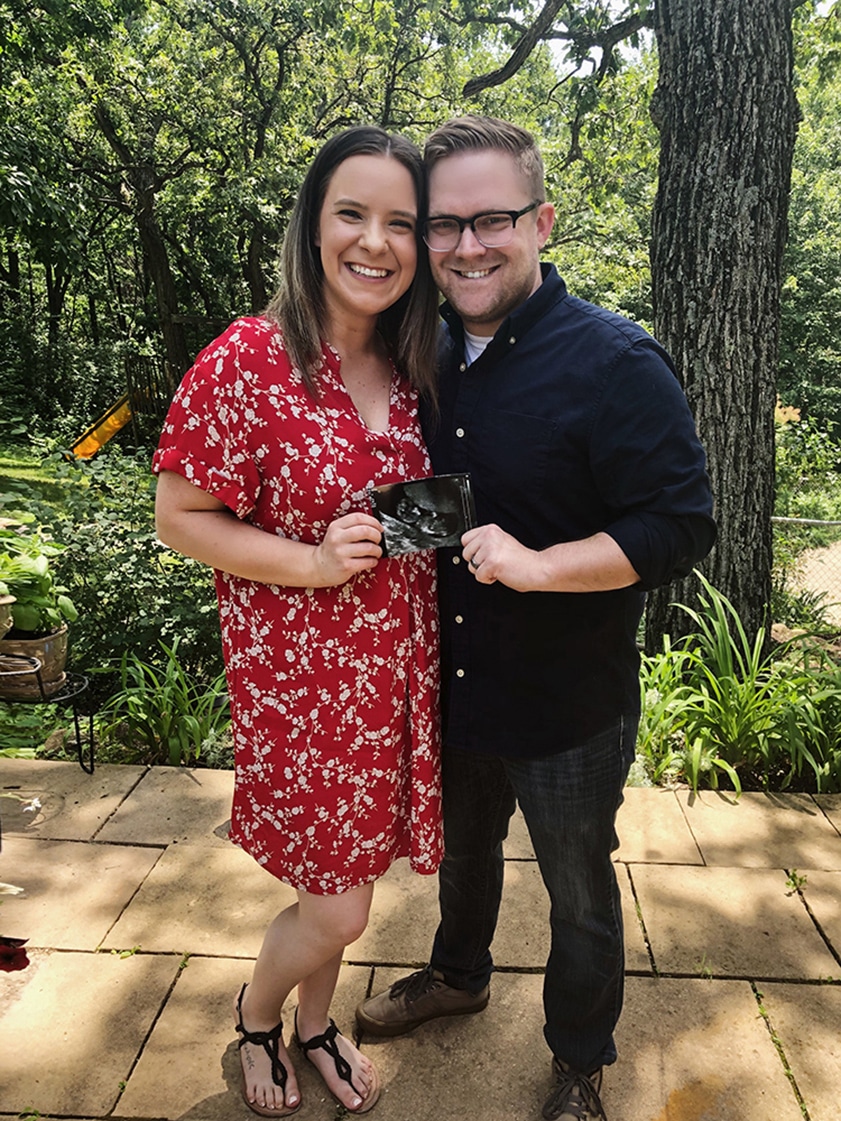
294;1012;380;1113
233;984;301;1117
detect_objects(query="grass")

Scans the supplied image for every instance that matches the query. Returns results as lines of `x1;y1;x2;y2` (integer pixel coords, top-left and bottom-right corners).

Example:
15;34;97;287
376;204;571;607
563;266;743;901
0;444;66;508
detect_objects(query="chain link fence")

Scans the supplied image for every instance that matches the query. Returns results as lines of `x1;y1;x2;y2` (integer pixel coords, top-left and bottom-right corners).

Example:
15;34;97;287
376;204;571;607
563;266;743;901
773;516;841;630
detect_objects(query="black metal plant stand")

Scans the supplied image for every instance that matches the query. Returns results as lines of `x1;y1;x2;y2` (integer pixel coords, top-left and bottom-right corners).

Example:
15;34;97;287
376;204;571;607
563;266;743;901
0;654;95;773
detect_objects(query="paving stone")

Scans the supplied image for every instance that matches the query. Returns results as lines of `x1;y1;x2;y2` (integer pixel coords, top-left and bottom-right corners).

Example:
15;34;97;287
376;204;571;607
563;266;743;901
0;758;146;841
0;758;831;1121
358;966;547;1121
350;859;650;975
759;982;841;1121
347;856;440;964
0;835;163;950
0;949;178;1116
97;765;235;846
102;840;297;957
798;869;841;958
631;864;840;979
677;789;841;869
119;956;372;1120
615;786;703;864
493;861;650;974
505;804;535;858
814;793;841;836
617;863;654;973
605;976;804;1120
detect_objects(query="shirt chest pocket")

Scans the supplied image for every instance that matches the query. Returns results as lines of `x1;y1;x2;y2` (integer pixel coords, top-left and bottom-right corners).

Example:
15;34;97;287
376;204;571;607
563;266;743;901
471;408;558;499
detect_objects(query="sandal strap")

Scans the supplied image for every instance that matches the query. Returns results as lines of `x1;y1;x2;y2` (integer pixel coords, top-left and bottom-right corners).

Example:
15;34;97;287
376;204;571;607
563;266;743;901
296;1016;361;1097
235;983;288;1091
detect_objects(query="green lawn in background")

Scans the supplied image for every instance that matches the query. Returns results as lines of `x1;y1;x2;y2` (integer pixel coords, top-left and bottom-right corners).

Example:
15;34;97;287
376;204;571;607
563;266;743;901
0;444;66;509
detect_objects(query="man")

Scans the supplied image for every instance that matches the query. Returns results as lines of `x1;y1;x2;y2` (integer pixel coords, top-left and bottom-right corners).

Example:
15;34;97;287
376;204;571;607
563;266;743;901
356;116;716;1121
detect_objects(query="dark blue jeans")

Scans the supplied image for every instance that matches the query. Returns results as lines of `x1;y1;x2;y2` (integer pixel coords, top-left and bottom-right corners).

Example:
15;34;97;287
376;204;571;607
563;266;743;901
430;716;637;1074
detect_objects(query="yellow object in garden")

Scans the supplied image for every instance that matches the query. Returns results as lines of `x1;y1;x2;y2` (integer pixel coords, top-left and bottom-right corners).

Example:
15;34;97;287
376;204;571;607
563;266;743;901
71;395;134;459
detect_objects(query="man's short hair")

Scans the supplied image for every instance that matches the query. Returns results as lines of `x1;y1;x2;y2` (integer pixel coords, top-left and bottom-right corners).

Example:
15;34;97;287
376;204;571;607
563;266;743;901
424;115;545;200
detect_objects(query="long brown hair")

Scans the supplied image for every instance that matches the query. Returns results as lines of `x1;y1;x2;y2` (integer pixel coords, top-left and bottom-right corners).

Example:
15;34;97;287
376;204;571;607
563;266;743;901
266;127;439;400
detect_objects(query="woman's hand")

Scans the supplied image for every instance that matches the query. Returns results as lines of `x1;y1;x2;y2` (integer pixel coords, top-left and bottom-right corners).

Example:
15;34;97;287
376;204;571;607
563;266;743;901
155;471;384;589
313;512;384;586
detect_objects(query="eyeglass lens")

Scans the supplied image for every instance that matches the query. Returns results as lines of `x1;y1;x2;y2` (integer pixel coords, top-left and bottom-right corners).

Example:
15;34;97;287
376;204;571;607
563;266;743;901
426;214;515;250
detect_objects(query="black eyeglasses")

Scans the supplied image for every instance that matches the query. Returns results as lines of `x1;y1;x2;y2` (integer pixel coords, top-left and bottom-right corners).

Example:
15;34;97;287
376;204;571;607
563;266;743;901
423;201;543;252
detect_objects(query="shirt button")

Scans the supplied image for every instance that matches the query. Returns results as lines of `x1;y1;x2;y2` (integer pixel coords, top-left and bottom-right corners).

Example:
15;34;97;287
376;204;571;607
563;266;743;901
456;669;465;678
455;427;465;438
459;362;467;372
509;336;516;345
452;556;461;565
455;615;463;624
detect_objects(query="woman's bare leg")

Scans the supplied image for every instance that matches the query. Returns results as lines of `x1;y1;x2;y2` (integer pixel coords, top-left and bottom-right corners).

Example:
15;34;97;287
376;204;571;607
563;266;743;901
236;881;375;1113
294;884;377;1110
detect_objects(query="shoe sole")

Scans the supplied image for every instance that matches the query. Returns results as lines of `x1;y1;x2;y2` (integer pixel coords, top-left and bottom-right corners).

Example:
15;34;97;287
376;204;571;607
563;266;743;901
355;991;490;1038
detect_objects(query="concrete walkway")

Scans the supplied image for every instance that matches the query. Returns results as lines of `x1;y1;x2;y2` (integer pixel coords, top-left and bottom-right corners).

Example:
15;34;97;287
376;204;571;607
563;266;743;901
1;759;839;1121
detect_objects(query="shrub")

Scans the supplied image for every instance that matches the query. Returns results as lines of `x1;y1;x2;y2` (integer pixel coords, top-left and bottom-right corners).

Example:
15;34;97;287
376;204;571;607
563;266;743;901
1;445;222;697
638;575;841;793
97;639;230;766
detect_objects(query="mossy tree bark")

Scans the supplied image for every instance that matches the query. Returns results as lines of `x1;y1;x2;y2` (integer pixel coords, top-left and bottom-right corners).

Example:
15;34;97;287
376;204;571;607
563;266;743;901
645;0;800;653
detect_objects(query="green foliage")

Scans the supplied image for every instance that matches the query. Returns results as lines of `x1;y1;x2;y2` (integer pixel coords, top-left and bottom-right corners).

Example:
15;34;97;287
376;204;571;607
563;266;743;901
775;413;841;521
0;444;222;694
1;0;655;422
97;639;230;766
780;8;841;429
637;575;841;794
0;698;70;758
0;524;78;634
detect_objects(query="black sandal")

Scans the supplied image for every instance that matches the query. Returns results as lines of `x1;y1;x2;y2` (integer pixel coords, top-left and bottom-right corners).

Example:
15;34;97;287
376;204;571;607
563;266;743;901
234;984;300;1117
294;1011;381;1114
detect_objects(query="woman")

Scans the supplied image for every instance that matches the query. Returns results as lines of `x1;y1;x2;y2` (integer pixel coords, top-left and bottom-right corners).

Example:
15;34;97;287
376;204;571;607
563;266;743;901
153;127;442;1117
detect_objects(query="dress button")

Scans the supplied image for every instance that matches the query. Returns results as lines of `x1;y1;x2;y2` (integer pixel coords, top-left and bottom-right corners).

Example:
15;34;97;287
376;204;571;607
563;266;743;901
452;555;461;565
456;669;465;678
455;427;465;438
455;615;463;624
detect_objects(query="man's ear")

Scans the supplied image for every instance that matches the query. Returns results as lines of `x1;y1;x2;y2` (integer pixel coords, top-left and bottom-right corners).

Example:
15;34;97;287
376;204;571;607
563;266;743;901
536;202;555;249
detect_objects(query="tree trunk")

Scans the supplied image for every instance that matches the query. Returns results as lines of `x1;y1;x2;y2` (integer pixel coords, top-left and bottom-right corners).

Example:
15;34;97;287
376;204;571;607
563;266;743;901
92;101;191;378
646;0;799;653
135;171;192;378
244;225;268;312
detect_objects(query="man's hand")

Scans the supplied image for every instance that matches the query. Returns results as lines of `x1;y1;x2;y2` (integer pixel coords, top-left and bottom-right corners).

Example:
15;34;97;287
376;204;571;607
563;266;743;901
462;524;641;594
462;524;541;591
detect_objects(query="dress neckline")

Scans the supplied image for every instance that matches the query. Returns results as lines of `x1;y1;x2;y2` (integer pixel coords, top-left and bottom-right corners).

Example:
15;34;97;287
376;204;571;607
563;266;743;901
323;342;397;435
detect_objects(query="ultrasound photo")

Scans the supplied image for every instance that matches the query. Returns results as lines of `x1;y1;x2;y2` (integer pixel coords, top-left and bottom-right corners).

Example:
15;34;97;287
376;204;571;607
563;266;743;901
368;473;476;557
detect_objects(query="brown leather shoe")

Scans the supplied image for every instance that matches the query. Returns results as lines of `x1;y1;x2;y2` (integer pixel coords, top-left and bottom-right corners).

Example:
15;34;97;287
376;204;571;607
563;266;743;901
355;965;489;1037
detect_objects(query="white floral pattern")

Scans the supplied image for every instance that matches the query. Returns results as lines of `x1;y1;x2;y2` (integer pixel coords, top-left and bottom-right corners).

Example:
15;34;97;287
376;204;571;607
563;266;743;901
153;317;443;893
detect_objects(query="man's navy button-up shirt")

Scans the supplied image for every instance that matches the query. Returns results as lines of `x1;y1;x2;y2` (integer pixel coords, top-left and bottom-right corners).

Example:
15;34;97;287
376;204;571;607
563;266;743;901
422;265;716;758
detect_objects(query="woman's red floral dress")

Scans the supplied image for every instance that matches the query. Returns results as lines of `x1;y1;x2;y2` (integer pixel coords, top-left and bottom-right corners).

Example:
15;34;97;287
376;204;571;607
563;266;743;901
153;318;443;894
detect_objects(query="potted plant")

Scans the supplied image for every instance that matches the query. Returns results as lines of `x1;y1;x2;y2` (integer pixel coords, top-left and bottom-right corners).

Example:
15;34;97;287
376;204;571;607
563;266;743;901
0;523;78;698
0;585;15;638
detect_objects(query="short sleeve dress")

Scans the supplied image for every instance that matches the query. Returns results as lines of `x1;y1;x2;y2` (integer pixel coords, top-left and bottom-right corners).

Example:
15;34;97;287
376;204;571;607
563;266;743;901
152;317;443;894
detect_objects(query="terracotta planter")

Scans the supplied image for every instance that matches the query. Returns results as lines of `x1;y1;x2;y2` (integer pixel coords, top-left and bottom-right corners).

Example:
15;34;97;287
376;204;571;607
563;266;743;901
0;594;15;640
0;624;69;699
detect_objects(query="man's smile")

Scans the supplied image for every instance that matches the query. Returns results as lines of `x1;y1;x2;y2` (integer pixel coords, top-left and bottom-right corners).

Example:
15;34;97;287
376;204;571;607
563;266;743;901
452;266;498;279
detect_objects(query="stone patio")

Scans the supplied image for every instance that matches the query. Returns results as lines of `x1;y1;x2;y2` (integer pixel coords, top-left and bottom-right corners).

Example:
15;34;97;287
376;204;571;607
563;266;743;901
1;759;839;1121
